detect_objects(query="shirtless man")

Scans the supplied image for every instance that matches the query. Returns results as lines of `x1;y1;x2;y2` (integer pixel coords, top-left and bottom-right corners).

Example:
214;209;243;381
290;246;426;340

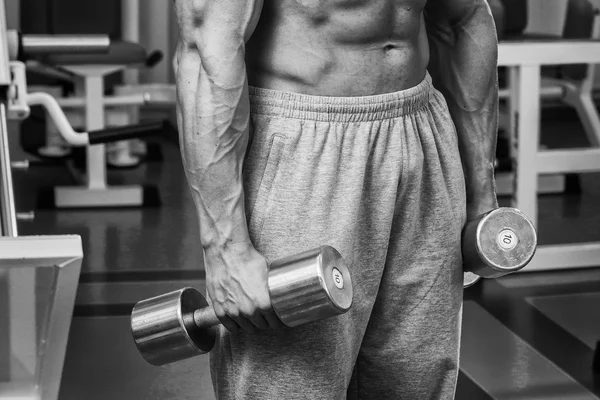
173;0;498;398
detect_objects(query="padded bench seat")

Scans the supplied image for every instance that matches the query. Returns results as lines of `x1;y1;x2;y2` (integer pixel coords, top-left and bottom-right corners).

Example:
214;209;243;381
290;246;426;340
502;33;561;42
42;40;147;66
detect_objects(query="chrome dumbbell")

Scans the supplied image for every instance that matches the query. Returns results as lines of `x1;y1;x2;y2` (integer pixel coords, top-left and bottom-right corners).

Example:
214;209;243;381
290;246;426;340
131;246;353;366
463;207;537;288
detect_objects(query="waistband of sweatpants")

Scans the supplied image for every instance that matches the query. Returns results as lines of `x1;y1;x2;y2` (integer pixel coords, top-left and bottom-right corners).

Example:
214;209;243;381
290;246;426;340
248;72;433;122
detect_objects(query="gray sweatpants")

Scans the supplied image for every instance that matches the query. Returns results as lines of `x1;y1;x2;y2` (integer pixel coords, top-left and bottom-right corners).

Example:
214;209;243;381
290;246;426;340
210;73;467;400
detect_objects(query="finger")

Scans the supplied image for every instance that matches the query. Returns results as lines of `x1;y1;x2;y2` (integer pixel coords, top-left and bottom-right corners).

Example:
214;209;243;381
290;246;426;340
215;312;239;333
211;303;240;332
230;314;257;334
262;309;285;330
248;313;270;330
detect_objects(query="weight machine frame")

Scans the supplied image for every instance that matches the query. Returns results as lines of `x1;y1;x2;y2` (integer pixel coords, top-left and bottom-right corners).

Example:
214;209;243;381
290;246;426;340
0;236;82;400
0;1;86;399
499;39;600;272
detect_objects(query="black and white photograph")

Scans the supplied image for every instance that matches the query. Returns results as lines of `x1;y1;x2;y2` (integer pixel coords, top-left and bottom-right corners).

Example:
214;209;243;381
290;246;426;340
0;0;599;399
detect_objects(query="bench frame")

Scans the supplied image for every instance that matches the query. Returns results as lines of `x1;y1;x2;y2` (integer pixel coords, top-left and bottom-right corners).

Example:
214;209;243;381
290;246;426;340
499;39;600;272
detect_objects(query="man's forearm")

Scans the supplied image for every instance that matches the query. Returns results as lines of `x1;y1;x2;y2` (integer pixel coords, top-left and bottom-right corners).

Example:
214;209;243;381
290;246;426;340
173;1;263;252
426;3;499;204
176;37;251;251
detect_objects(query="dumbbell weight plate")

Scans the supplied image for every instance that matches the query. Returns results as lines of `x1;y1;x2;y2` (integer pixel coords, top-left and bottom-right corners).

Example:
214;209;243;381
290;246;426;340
131;246;353;367
268;246;353;327
463;207;537;279
131;288;217;366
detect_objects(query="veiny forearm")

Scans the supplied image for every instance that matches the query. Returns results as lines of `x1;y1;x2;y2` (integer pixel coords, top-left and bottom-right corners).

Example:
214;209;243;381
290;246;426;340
426;3;499;202
176;38;251;251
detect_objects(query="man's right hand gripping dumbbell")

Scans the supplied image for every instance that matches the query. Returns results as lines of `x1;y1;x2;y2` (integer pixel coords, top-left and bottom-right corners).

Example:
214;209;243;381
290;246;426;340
131;246;353;366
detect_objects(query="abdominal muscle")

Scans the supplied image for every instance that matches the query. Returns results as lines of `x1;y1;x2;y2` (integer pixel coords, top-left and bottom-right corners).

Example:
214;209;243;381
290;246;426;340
245;0;430;97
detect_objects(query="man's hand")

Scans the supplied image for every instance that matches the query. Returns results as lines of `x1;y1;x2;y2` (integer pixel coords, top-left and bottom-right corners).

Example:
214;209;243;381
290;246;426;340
205;242;284;333
173;0;268;334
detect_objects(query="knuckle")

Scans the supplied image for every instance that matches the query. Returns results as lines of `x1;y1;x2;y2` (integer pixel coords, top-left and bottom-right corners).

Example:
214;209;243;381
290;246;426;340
223;305;239;319
240;305;257;318
210;302;225;315
258;300;272;312
256;297;272;313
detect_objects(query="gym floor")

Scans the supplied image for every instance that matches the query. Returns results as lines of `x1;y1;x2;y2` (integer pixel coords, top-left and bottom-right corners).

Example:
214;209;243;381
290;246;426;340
11;106;600;400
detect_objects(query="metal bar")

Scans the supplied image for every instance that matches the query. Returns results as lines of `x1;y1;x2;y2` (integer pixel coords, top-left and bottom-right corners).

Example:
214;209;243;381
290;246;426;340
498;84;564;100
121;0;140;86
0;235;83;259
54;186;144;208
579;9;600;94
0;0;11;86
8;267;36;378
83;75;107;190
0;0;19;236
569;91;600;147
26;92;89;146
10;160;28;171
20;34;109;55
56;93;151;108
39;251;82;400
0;103;17;237
498;40;600;66
510;66;542;226
521;243;600;272
537;149;600;173
0;235;83;400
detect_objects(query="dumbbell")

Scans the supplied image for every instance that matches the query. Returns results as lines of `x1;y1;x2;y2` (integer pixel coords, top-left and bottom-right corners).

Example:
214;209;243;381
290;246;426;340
131;246;353;366
463;207;537;288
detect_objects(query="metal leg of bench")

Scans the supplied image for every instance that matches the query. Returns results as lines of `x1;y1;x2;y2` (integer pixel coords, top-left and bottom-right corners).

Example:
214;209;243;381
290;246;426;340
48;65;153;209
510;65;541;225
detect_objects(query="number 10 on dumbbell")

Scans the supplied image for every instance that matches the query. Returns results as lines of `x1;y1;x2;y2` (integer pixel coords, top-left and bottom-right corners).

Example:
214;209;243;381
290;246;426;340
463;207;538;288
131;246;353;366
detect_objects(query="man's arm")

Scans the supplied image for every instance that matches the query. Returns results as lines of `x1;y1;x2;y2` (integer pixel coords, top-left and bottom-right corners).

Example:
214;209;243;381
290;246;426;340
173;0;280;332
424;0;499;219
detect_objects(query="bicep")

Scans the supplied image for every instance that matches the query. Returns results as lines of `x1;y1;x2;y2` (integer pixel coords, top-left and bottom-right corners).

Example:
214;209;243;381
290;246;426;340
425;0;490;27
173;0;263;48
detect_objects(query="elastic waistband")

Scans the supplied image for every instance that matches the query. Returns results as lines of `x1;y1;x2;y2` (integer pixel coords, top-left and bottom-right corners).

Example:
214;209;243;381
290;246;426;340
249;72;432;122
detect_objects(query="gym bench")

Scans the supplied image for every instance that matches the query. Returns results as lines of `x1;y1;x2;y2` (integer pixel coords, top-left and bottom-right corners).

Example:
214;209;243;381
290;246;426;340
498;38;600;272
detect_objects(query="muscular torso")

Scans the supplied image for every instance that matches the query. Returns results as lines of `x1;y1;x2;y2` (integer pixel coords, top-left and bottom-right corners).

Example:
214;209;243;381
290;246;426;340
246;0;430;96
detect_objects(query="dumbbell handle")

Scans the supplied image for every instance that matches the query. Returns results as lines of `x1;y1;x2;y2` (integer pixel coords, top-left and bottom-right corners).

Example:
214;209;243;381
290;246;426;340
131;246;353;366
193;307;221;329
190;244;352;329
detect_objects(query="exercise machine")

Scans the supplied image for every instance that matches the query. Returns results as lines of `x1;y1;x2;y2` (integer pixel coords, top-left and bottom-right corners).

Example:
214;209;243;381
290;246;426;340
0;6;86;400
17;4;175;208
498;38;600;272
495;0;600;197
11;55;169;208
0;3;172;399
